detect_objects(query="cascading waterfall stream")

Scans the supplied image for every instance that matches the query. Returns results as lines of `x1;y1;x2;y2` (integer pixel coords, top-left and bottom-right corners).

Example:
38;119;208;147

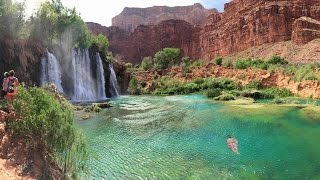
71;49;107;101
96;53;106;99
109;64;119;97
41;49;118;102
40;51;64;92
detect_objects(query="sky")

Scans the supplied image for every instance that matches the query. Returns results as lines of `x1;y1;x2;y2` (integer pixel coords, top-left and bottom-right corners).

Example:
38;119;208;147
15;0;231;27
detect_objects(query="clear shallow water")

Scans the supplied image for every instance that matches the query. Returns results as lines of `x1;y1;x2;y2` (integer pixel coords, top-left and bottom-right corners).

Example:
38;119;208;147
77;95;320;179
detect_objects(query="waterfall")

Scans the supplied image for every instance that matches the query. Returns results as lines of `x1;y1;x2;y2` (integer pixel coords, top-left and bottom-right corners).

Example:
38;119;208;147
109;64;119;97
41;49;113;102
71;49;107;102
40;51;64;92
96;53;106;99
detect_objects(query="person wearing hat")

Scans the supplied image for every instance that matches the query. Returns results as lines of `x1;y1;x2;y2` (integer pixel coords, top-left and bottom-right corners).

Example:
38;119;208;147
1;72;9;98
5;70;19;103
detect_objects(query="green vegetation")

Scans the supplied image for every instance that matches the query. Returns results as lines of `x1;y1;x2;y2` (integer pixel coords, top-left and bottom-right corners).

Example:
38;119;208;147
0;0;110;54
128;77;143;95
224;59;233;68
214;57;223;66
154;48;180;69
285;63;320;81
140;56;154;71
153;77;237;96
192;59;205;67
235;56;288;70
234;56;320;82
8;86;87;178
30;0;103;49
0;0;26;38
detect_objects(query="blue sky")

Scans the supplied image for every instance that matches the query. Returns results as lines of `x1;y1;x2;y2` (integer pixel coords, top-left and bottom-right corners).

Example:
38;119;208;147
201;0;231;11
16;0;231;26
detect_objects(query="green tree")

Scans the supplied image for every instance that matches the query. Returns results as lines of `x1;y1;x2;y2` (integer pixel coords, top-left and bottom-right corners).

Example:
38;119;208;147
0;0;26;38
30;0;92;48
140;56;153;70
154;48;180;69
91;34;109;52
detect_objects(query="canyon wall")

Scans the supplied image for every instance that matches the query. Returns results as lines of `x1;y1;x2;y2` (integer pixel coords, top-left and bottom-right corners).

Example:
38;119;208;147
87;20;201;64
112;3;216;32
201;0;320;60
88;0;320;64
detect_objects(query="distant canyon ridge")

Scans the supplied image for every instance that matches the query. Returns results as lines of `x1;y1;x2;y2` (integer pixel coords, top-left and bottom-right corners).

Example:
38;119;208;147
87;0;320;64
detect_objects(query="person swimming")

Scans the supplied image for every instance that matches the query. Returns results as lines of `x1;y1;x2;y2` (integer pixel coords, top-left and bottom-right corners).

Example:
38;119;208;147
227;135;239;155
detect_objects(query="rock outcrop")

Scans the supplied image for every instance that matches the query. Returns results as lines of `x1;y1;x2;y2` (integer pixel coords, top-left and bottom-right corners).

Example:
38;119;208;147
201;0;320;60
87;20;201;64
0;37;46;86
112;3;216;32
292;16;320;44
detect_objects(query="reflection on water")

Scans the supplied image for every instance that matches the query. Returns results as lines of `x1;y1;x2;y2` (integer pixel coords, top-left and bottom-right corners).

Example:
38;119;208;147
77;95;320;179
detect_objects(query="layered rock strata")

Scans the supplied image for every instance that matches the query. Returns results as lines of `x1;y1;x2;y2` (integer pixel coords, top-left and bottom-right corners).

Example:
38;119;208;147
112;3;216;32
87;20;201;64
201;0;320;60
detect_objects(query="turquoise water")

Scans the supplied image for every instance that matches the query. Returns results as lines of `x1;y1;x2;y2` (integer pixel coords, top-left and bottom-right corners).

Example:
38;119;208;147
77;95;320;179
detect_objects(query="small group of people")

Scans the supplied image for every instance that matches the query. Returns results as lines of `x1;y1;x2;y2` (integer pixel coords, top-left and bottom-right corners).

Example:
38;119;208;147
1;70;19;103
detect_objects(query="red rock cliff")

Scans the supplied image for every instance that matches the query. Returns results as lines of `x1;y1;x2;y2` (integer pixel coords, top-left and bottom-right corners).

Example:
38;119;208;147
89;0;320;64
87;20;201;64
201;0;320;60
112;3;216;32
0;37;46;86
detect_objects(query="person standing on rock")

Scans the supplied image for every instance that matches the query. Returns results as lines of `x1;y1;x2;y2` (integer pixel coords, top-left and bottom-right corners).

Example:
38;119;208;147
1;72;9;99
4;70;19;104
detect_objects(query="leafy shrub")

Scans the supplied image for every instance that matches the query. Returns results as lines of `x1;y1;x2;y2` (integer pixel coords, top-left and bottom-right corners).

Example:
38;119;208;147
154;48;180;69
214;57;223;66
140;56;153;71
91;34;109;52
128;77;142;95
183;83;201;94
245;80;262;90
192;59;205;67
9;86;87;178
181;56;192;67
235;58;253;69
192;78;205;85
267;56;288;65
234;90;274;99
201;78;235;90
206;89;222;98
262;87;294;98
224;59;233;68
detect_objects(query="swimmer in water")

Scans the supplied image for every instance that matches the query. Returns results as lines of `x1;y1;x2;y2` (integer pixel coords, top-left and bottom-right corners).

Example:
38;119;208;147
227;135;239;155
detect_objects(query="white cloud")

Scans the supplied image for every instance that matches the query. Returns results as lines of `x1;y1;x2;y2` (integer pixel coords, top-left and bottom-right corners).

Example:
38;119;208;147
16;0;230;26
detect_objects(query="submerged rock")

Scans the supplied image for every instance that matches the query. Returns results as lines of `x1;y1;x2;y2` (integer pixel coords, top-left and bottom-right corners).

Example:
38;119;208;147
80;114;91;120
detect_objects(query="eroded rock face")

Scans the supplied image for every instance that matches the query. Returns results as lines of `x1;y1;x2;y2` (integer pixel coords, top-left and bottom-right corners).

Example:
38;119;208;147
201;0;320;60
112;3;216;32
0;37;46;86
292;16;320;44
87;20;201;64
88;0;320;64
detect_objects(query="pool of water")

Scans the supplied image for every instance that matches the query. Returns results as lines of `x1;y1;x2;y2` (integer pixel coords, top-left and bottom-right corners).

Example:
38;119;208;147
77;95;320;179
